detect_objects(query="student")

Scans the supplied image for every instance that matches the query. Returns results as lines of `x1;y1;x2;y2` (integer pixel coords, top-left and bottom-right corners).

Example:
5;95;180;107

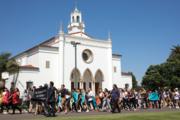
148;90;159;109
79;89;89;112
22;90;29;113
2;88;10;114
87;88;96;110
98;89;104;109
174;88;179;109
129;90;137;110
60;84;68;112
57;92;62;112
102;88;111;112
46;81;57;117
12;88;22;114
110;84;121;113
71;89;78;112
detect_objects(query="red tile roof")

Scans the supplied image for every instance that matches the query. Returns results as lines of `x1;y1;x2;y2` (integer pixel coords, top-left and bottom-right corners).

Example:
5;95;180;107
20;65;39;70
121;72;132;76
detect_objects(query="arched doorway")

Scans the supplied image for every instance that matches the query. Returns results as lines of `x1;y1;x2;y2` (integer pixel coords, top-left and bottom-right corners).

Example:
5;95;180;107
95;69;104;94
83;69;93;91
70;68;81;90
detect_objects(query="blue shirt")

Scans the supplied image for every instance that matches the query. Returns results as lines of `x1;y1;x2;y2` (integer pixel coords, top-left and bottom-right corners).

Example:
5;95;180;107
149;92;159;101
72;91;79;103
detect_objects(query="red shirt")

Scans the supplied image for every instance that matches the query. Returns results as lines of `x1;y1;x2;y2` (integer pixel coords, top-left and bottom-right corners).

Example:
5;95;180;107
2;91;10;105
12;91;20;104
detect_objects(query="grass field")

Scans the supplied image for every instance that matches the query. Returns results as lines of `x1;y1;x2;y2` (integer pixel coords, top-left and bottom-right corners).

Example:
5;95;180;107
34;111;180;120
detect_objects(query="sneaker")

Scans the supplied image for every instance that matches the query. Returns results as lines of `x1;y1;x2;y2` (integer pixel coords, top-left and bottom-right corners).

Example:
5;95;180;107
3;111;8;114
23;110;28;113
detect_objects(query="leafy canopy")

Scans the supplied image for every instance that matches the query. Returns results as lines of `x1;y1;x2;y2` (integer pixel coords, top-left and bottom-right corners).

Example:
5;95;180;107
142;45;180;89
0;52;19;80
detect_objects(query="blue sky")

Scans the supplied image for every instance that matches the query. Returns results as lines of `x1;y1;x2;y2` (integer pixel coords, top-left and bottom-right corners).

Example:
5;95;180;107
0;0;179;83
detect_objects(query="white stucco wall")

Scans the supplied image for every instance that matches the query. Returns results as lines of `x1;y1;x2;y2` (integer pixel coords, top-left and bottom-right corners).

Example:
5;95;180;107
112;57;122;83
6;46;60;96
27;51;39;67
6;70;39;98
112;56;132;89
6;36;132;95
16;54;27;66
120;75;132;89
61;35;113;91
38;47;59;88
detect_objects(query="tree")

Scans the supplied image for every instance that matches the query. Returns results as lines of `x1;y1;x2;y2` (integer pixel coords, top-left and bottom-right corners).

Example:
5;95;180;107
0;52;11;80
142;45;180;89
130;72;138;88
166;45;180;88
0;52;19;81
167;45;180;62
142;65;164;89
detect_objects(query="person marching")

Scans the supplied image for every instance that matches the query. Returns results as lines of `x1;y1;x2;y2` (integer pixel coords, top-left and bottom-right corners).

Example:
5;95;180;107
46;81;57;117
12;88;22;114
110;84;121;113
2;88;10;114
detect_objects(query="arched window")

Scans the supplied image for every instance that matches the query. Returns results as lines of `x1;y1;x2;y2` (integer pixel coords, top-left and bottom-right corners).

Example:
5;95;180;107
70;68;81;90
83;69;93;90
77;16;80;22
72;16;75;22
95;69;104;94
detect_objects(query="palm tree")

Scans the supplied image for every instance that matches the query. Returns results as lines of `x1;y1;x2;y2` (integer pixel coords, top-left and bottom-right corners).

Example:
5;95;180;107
0;52;10;79
0;52;19;81
168;45;180;61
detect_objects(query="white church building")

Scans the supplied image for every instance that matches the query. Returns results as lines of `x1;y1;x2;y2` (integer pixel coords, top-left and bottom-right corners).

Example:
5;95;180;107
6;8;132;95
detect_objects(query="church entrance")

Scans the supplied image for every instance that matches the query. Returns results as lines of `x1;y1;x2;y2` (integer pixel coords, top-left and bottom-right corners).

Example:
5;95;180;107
95;70;104;94
95;82;99;94
83;69;93;91
70;68;81;90
70;68;103;94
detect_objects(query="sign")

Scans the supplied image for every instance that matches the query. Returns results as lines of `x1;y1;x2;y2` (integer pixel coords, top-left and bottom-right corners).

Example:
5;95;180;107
1;72;9;80
32;86;48;102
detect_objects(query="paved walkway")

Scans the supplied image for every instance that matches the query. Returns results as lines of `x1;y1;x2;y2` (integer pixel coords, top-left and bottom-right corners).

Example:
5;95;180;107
0;108;179;120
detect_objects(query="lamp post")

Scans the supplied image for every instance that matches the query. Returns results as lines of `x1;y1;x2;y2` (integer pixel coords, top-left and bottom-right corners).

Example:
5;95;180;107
71;41;81;89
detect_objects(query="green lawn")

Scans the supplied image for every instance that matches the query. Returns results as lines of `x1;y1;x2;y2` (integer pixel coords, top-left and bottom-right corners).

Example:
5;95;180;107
33;111;180;120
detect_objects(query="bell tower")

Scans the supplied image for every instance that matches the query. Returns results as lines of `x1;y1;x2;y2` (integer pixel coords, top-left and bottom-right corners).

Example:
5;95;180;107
67;7;85;34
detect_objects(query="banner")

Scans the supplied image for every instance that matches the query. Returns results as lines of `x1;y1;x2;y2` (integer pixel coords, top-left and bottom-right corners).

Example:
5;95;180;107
32;86;48;102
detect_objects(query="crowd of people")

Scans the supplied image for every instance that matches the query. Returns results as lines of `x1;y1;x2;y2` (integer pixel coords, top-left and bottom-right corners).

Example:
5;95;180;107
0;81;179;117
